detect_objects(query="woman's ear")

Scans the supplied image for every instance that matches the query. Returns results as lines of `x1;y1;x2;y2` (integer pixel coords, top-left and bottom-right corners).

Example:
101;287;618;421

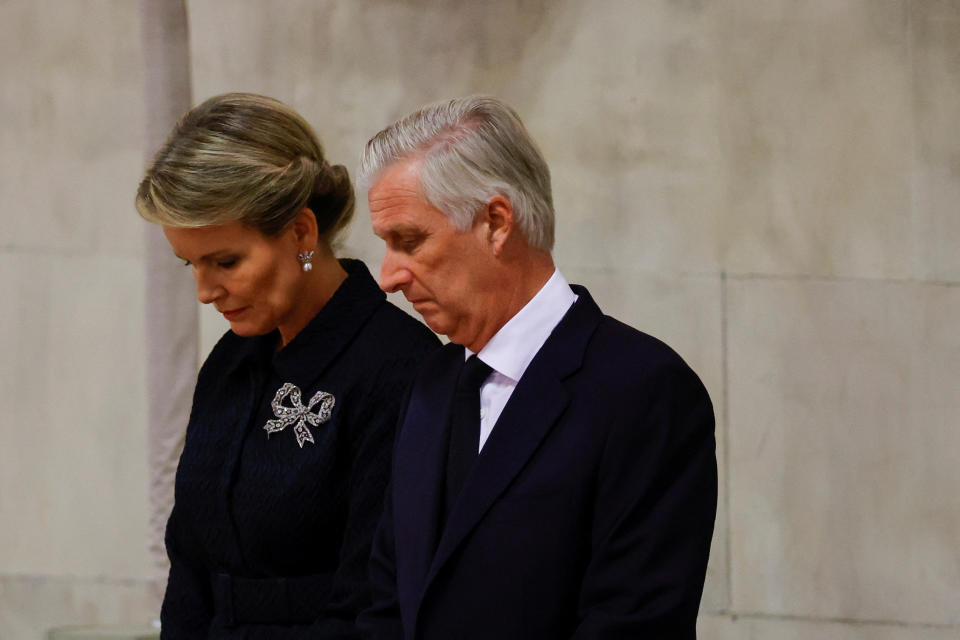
292;207;320;249
484;196;515;256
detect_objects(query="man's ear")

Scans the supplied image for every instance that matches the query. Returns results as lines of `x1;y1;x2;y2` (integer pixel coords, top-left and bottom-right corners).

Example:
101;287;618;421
484;196;515;256
291;207;320;250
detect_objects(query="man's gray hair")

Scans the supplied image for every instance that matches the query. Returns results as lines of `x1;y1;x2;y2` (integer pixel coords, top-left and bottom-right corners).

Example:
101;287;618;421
359;95;555;251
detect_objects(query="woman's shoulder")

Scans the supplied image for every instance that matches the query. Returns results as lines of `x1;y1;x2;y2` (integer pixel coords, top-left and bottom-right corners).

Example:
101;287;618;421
364;299;442;357
196;328;271;382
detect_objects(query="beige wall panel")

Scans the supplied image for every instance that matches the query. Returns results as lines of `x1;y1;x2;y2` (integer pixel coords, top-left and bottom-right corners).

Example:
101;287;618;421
699;613;960;640
0;0;144;254
184;1;951;283
0;575;160;640
185;0;727;274
563;268;727;612
727;277;960;625
511;2;726;275
712;0;916;280
0;253;152;577
911;2;960;282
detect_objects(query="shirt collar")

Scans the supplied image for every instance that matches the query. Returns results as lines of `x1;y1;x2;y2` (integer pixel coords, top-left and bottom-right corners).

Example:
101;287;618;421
467;269;577;382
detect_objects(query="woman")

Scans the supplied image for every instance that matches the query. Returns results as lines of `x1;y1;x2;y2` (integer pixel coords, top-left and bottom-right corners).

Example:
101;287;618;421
136;93;439;638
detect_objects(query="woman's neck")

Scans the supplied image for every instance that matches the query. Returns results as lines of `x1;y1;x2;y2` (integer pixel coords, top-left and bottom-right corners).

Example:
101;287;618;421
277;248;348;349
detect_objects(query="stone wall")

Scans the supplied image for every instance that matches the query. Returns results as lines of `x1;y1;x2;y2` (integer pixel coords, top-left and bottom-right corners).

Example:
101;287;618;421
1;1;957;637
0;1;162;637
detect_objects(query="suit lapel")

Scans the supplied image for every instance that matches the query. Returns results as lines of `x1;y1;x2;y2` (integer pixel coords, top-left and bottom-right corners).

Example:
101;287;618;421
425;364;568;584
425;285;604;587
393;345;464;605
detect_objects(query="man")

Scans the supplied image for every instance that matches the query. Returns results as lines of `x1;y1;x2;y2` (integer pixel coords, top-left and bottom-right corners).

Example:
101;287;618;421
357;96;716;639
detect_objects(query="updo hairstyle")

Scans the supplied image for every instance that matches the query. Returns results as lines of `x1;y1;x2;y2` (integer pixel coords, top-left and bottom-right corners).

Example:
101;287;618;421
136;92;354;243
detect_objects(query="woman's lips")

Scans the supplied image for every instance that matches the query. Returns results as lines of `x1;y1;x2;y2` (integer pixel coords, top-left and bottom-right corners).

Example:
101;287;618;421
221;307;248;321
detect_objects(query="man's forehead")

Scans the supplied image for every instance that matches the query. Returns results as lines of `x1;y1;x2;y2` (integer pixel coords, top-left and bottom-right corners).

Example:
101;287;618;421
369;159;422;194
369;172;452;235
368;164;424;212
371;205;450;241
368;189;421;213
369;197;434;238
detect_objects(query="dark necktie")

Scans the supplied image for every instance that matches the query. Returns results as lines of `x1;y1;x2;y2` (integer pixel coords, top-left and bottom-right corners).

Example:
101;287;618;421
444;355;493;519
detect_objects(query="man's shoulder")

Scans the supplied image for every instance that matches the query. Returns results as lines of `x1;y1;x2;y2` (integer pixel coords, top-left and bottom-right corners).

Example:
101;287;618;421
556;284;693;376
575;313;704;395
592;314;686;366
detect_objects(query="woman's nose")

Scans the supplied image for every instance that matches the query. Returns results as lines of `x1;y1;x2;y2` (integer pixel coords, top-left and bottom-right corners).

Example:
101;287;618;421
194;268;224;304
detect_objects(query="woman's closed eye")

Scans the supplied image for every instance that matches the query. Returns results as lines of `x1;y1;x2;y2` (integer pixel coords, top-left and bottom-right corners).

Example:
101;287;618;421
181;257;238;269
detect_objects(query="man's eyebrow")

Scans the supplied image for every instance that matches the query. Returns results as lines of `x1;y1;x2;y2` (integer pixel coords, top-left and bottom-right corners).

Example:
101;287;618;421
381;224;425;236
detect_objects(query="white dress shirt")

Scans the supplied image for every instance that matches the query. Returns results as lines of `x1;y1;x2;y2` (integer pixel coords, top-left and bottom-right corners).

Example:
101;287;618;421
465;269;577;452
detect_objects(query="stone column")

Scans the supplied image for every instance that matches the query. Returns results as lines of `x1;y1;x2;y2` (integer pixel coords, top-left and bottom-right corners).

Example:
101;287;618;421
139;0;196;577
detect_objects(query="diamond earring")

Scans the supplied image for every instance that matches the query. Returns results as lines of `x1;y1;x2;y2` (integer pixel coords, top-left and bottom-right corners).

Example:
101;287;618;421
297;250;315;273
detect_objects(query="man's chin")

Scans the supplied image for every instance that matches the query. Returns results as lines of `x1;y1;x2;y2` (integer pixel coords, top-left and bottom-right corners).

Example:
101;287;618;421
420;313;452;341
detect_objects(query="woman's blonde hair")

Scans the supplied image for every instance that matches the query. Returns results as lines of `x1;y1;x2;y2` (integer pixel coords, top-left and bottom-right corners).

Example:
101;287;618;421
136;92;354;241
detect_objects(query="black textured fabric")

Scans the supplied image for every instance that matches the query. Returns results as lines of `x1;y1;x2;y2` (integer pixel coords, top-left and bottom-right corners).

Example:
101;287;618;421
443;355;492;520
160;259;440;639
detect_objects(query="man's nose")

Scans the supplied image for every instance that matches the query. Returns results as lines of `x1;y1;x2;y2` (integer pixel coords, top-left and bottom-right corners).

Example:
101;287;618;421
379;251;411;294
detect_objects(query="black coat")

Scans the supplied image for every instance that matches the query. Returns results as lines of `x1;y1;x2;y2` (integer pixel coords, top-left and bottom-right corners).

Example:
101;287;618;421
359;285;717;639
161;259;440;639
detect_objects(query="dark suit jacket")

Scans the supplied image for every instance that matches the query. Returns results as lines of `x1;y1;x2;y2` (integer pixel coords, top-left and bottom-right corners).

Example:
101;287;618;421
359;285;717;640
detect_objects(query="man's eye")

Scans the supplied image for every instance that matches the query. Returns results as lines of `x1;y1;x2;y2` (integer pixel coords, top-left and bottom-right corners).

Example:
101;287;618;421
182;259;192;267
399;236;423;252
217;258;238;268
